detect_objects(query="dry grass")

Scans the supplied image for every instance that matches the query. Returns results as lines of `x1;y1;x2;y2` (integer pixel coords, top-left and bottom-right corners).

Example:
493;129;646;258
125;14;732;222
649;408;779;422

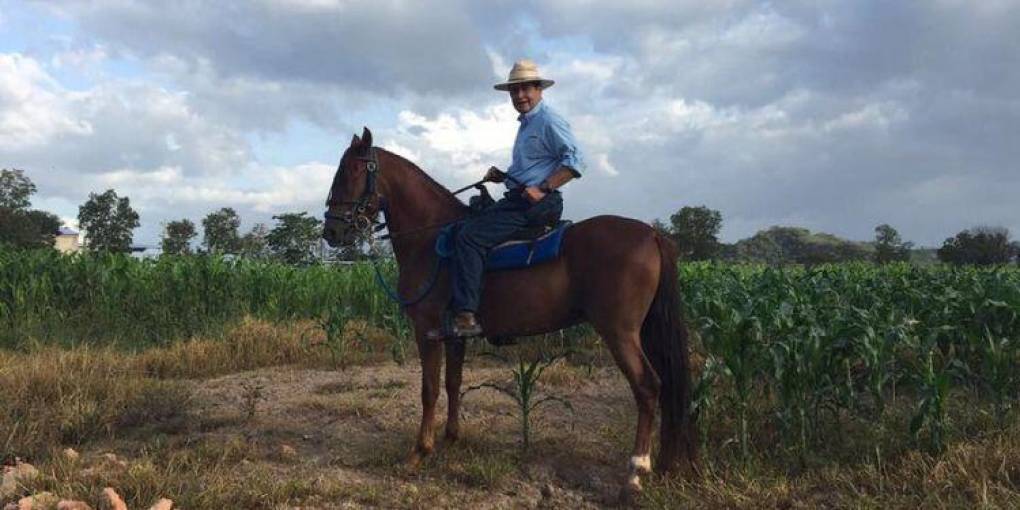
640;423;1020;509
136;317;322;378
3;320;1020;508
0;346;189;462
1;317;354;464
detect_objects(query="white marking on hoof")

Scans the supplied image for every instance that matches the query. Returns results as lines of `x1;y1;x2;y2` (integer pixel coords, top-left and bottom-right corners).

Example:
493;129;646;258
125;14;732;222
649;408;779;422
626;473;643;492
629;454;652;475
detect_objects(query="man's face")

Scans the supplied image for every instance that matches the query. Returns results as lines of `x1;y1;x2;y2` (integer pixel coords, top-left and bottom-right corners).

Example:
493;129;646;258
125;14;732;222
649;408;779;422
508;82;543;114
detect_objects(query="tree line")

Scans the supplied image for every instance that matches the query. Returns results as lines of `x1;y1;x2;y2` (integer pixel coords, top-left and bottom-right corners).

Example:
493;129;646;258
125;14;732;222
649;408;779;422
0;168;350;264
653;205;1020;266
3;168;1017;266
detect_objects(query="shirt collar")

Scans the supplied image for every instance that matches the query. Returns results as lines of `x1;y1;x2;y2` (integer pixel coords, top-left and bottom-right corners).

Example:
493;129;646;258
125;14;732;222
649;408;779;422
517;100;545;123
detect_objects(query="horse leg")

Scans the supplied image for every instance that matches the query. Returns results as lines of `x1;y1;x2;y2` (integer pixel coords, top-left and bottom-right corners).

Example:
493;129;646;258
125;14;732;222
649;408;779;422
408;331;443;468
444;339;466;442
599;327;661;497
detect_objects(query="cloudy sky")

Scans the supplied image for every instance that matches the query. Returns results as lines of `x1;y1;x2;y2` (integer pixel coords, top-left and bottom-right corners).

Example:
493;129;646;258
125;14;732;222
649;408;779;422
2;0;1018;247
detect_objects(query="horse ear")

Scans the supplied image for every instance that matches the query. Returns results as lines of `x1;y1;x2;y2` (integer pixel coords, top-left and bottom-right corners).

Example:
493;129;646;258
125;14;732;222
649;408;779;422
361;127;373;148
350;134;361;147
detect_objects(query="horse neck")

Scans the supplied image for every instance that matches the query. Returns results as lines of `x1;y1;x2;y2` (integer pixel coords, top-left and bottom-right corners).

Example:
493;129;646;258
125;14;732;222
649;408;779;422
376;151;466;265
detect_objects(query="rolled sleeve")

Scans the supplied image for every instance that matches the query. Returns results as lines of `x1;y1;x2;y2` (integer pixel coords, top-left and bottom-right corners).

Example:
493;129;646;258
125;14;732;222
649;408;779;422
545;116;585;178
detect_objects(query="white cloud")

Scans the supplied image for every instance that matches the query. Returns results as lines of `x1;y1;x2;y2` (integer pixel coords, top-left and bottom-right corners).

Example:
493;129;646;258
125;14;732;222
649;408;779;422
823;102;909;132
50;45;108;71
0;54;94;150
6;1;1020;247
394;104;517;180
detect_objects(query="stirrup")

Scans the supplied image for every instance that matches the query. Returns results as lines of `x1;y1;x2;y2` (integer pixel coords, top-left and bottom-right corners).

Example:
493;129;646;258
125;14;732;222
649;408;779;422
426;312;482;342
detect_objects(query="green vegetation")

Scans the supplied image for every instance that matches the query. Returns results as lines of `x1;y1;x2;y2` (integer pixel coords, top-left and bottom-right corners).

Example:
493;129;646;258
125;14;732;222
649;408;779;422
201;207;242;254
160;218;197;255
462;350;574;451
938;226;1019;266
77;189;140;252
0;169;61;251
681;262;1020;459
0;248;400;348
2;248;1020;507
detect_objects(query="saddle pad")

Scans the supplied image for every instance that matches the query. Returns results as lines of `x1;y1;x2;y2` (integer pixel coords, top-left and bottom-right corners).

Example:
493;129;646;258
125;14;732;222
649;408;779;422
435;221;572;271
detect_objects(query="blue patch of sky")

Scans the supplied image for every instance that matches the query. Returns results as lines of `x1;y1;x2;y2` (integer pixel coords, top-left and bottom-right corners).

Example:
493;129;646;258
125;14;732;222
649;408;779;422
503;14;601;61
0;1;153;91
246;99;403;168
0;1;73;54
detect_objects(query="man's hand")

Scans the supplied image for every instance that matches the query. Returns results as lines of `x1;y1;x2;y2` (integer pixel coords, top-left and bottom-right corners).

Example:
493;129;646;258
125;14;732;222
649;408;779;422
522;186;546;204
484;166;506;183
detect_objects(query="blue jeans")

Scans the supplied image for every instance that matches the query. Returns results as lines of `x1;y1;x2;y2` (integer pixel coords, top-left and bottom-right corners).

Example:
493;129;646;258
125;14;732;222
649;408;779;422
450;190;563;313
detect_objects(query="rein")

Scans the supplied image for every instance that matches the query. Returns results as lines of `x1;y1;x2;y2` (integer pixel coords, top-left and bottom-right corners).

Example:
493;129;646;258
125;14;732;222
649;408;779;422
364;226;445;308
325;146;524;307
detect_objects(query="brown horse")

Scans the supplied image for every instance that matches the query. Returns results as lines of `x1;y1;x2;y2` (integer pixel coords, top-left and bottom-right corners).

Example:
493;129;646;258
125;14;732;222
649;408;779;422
322;127;695;495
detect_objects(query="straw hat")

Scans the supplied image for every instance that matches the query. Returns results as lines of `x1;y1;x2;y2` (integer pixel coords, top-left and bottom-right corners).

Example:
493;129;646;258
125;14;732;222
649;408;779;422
493;59;555;91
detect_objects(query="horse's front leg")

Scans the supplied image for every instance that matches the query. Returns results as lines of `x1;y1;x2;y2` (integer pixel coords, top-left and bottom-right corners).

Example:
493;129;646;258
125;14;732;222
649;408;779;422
444;339;466;441
408;330;443;468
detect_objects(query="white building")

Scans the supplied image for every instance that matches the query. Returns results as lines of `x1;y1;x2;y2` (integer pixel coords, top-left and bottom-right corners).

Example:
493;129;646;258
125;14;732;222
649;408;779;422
54;227;81;254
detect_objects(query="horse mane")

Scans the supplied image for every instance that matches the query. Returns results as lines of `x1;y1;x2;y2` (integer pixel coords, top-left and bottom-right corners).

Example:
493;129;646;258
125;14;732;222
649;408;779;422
377;147;469;213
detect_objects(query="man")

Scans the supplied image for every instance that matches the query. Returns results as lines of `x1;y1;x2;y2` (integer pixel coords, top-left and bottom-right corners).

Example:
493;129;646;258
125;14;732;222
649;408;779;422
448;59;585;337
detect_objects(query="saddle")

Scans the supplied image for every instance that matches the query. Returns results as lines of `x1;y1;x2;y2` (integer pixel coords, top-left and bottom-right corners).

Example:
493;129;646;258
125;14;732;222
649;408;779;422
435;220;572;271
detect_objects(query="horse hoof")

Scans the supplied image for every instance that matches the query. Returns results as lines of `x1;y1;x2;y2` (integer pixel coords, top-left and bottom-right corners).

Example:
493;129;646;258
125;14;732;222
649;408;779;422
444;428;460;443
406;450;425;471
618;481;642;506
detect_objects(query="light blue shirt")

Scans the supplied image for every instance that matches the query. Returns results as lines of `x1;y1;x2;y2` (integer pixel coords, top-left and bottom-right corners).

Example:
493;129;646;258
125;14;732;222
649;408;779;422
506;101;585;188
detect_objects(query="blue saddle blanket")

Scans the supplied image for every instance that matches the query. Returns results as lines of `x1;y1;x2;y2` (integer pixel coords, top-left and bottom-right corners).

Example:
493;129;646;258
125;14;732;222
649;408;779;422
436;221;571;271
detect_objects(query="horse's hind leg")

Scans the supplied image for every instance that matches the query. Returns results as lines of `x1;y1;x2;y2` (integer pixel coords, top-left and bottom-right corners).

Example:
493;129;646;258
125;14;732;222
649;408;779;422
444;339;466;441
408;331;443;468
598;327;661;496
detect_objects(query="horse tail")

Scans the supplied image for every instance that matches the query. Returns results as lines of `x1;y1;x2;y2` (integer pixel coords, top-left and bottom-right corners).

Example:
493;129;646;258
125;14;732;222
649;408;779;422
640;233;696;472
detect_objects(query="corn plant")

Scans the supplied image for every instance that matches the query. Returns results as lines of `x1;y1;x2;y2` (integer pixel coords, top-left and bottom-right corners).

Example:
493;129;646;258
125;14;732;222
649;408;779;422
461;349;574;451
382;312;411;365
906;327;961;453
303;303;357;370
974;327;1018;426
696;295;763;462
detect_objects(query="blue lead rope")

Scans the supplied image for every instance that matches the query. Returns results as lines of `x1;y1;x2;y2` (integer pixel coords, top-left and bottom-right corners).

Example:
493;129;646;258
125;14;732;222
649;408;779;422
371;254;444;308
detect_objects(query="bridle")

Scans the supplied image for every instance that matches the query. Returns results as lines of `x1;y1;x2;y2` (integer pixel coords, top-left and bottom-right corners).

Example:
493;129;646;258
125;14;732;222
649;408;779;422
324;145;495;242
324;146;385;238
321;143;517;308
323;145;445;308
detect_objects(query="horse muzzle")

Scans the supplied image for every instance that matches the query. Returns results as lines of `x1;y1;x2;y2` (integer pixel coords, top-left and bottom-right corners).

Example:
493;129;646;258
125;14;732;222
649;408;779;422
322;220;356;248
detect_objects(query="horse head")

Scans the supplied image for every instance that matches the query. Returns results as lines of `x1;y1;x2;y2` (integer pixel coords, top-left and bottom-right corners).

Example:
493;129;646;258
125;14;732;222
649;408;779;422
323;127;386;247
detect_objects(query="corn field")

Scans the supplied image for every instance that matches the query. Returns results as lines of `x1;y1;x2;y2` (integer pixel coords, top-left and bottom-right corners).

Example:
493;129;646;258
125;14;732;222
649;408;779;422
2;249;1019;458
681;262;1020;458
0;249;402;348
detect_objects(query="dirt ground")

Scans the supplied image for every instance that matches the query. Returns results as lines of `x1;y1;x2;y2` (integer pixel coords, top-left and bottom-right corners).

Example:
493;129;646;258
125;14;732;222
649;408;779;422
146;359;640;509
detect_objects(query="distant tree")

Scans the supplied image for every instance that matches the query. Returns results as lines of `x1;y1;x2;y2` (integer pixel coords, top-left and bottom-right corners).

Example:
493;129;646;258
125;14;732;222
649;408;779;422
0;169;36;209
267;212;322;265
78;189;140;252
937;227;1015;266
734;233;784;265
202;207;241;254
873;224;913;264
161;219;197;255
0;169;61;250
731;226;870;265
239;223;271;259
668;205;722;261
651;219;671;237
0;208;61;250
